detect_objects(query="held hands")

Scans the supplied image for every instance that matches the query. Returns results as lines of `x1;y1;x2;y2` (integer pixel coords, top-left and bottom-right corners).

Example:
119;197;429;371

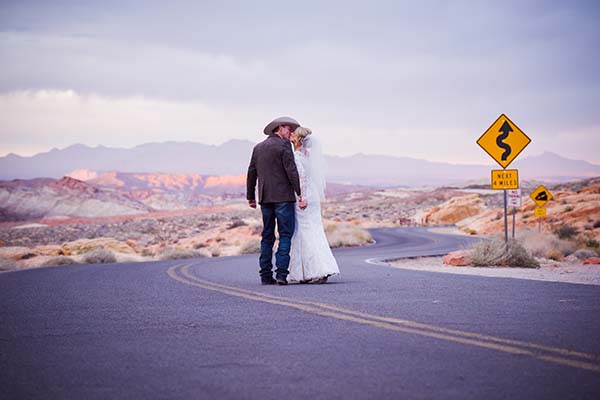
298;196;308;210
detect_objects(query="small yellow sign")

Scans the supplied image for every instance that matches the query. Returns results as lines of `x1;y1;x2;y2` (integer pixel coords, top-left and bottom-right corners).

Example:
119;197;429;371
534;207;547;217
530;185;553;207
491;169;519;190
477;114;531;169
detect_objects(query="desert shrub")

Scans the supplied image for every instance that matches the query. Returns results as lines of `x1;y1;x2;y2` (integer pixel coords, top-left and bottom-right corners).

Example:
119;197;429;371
240;239;261;255
325;223;374;248
82;248;117;264
546;249;563;261
0;258;15;271
584;224;593;231
42;256;78;267
518;229;576;259
554;224;578;240
586;239;599;249
564;206;574;212
594;220;600;229
228;219;247;229
141;248;155;257
159;248;204;260
522;214;530;220
573;249;597;260
470;238;539;268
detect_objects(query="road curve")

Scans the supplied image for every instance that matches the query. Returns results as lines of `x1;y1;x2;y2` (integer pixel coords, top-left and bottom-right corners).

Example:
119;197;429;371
1;228;599;400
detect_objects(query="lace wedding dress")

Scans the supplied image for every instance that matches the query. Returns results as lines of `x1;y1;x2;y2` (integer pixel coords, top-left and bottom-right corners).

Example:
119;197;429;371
288;144;340;283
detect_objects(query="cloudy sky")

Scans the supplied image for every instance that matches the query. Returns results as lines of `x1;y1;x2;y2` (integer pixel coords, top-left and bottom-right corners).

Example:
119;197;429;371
1;0;599;164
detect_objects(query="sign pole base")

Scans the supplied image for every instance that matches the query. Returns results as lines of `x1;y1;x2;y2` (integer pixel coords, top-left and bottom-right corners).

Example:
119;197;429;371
512;207;516;239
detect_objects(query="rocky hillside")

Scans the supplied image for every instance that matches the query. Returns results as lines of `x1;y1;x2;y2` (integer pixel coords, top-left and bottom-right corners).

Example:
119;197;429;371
0;177;152;221
422;177;600;244
0;171;369;222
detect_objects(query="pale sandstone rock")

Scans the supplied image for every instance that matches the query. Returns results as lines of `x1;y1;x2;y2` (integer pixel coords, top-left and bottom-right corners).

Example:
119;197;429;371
34;245;65;257
0;246;35;261
443;250;472;266
423;194;485;226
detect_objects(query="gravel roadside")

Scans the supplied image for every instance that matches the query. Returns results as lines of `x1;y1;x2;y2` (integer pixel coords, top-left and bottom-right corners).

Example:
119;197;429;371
387;256;600;286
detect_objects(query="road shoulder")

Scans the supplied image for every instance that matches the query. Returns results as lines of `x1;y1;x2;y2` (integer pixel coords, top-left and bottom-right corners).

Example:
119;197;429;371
385;256;600;286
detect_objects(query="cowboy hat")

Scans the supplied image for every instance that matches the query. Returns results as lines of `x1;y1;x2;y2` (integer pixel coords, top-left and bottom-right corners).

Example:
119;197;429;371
263;116;300;135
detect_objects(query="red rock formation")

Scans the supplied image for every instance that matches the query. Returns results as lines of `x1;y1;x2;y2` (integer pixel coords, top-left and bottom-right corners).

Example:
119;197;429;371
443;250;472;266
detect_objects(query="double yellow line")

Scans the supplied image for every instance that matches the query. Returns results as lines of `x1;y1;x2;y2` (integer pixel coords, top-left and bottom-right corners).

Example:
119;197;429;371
167;263;600;373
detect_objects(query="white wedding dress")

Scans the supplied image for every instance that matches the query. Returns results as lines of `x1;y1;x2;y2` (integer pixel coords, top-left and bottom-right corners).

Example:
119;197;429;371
288;143;340;283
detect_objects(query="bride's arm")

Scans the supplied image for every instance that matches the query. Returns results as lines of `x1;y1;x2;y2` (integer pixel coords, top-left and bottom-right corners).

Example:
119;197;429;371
295;153;308;209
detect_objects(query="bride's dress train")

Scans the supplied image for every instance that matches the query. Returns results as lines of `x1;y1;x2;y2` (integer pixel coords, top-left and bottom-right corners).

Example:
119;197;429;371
288;147;339;283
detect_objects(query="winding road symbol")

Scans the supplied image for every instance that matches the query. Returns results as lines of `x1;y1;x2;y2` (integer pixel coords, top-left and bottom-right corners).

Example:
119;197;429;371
477;114;531;169
497;120;513;161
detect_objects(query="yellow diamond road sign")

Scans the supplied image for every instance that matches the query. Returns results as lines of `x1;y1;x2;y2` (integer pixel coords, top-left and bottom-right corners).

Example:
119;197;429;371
530;185;553;207
477;114;531;169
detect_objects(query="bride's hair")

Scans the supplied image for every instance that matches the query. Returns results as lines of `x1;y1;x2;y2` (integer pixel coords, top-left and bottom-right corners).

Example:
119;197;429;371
294;127;312;142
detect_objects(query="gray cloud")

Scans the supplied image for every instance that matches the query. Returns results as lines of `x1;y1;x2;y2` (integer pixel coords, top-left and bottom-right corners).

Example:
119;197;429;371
0;0;599;163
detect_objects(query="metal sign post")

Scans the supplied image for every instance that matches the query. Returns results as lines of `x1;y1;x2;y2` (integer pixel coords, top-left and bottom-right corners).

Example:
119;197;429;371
507;189;521;239
503;190;508;243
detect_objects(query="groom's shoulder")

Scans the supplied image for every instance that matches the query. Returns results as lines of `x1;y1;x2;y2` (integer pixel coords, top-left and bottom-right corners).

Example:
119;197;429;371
256;135;285;150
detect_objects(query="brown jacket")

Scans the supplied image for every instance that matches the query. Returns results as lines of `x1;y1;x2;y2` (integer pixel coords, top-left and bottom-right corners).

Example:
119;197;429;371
247;134;301;204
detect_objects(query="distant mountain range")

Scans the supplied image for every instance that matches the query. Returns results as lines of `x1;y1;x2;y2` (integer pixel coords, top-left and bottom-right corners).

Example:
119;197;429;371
1;140;599;186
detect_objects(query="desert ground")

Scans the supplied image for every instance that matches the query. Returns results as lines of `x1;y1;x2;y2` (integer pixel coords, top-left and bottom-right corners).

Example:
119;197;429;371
1;177;599;281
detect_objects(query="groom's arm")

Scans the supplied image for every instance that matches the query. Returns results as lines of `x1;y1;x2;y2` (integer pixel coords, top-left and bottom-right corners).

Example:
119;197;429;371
246;149;258;208
281;143;301;198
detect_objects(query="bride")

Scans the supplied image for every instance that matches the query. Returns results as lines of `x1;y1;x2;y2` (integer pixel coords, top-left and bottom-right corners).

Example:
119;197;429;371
288;127;340;284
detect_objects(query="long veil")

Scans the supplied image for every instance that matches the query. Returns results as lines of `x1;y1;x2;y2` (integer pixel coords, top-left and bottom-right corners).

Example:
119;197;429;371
303;136;327;200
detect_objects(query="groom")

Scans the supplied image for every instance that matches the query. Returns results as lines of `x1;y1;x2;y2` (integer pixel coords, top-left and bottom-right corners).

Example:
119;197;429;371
247;116;305;285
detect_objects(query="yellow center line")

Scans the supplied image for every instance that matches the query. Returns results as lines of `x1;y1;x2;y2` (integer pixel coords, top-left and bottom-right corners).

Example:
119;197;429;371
167;263;600;373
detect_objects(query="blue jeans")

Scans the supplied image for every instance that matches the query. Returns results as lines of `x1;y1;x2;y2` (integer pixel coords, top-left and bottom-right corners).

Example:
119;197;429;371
259;202;295;281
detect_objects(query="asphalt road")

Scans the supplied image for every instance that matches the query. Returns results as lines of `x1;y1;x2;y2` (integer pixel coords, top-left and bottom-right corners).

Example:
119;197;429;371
1;228;599;399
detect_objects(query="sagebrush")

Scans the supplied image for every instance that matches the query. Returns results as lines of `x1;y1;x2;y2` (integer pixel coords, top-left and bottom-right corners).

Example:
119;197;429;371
470;238;539;268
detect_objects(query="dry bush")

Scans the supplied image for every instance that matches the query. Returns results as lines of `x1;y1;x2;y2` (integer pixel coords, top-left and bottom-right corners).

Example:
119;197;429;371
517;229;576;259
586;238;599;249
324;222;374;248
240;239;261;255
159;247;204;260
573;249;597;260
82;248;117;264
470;238;539;268
141;248;155;257
554;224;578;240
546;249;564;261
228;219;247;229
0;258;16;271
594;220;600;229
42;256;78;267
